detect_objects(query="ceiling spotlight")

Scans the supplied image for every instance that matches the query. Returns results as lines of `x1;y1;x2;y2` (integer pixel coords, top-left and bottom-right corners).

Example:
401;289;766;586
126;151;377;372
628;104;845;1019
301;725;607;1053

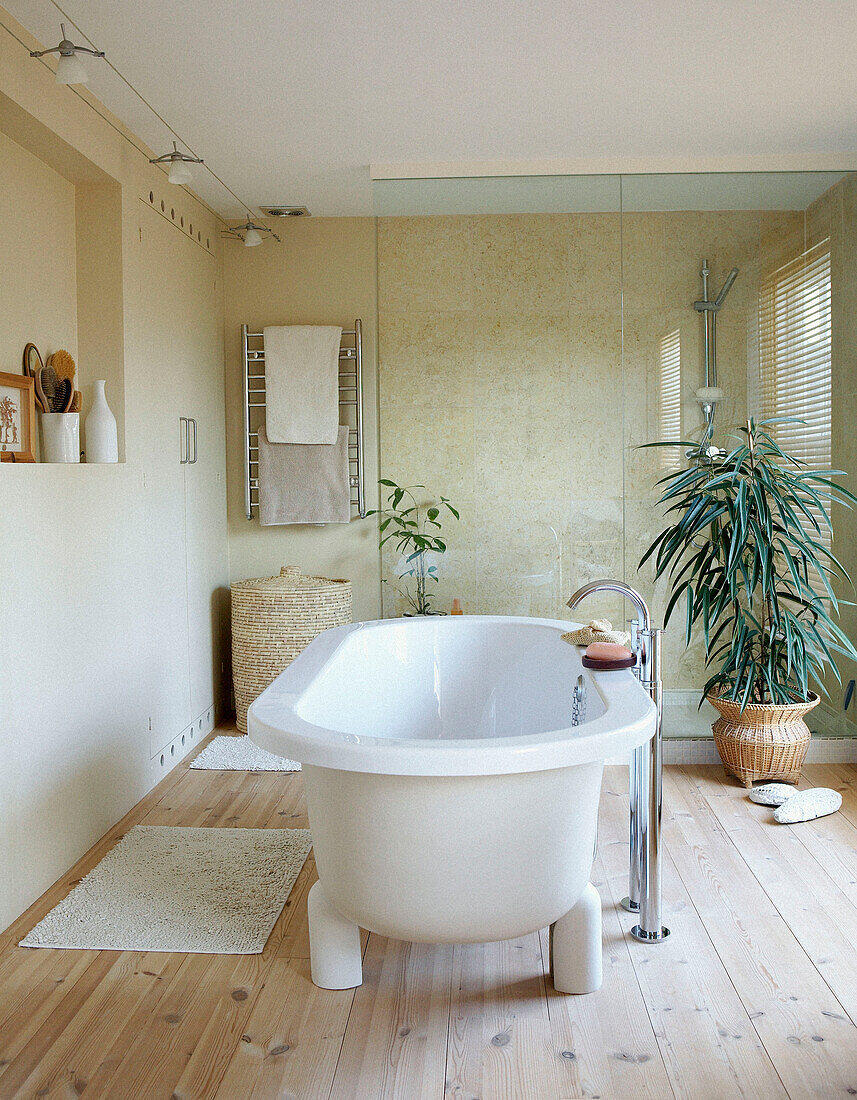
149;142;204;185
30;23;104;85
262;206;311;218
222;219;280;247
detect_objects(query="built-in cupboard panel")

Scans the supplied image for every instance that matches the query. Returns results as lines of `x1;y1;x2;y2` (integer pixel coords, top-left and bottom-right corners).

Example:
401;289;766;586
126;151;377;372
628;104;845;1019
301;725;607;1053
0;38;228;933
136;202;227;758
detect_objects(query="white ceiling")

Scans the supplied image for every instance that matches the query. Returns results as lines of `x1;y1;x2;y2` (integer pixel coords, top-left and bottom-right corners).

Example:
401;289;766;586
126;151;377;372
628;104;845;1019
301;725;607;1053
5;0;857;217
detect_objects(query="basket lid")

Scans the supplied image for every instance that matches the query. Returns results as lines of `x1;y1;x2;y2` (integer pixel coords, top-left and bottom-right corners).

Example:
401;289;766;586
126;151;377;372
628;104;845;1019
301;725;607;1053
231;565;350;594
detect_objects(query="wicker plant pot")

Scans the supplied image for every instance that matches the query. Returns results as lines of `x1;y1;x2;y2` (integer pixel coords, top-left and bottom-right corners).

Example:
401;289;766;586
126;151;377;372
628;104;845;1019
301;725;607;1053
231;566;352;733
708;691;819;788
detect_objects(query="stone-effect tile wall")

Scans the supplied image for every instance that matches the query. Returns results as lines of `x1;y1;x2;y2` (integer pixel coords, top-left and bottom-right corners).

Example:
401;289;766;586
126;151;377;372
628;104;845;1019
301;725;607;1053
377;213;624;626
376;208;814;689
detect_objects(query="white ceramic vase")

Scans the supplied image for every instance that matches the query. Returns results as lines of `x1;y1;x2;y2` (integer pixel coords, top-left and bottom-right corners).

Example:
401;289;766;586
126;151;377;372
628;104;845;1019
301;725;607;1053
84;380;118;463
41;412;80;463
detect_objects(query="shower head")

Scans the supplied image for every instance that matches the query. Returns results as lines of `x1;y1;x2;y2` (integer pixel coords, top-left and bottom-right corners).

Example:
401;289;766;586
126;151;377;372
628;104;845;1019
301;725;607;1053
714;267;739;309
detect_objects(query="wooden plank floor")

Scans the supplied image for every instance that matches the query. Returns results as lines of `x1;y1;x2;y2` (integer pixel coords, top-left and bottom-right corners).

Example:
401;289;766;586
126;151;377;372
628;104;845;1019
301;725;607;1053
2;730;857;1099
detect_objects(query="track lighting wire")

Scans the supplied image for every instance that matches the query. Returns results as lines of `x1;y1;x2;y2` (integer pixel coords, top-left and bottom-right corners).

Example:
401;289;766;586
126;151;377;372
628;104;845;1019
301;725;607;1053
10;0;259;227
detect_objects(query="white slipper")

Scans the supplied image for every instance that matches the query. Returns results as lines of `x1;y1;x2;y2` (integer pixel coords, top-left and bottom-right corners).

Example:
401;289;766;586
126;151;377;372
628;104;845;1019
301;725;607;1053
773;787;842;824
748;783;798;807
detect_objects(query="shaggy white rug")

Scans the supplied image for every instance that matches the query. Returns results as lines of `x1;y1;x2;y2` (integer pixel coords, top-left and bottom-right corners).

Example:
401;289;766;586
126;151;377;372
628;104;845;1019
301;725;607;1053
190;734;300;772
20;825;312;953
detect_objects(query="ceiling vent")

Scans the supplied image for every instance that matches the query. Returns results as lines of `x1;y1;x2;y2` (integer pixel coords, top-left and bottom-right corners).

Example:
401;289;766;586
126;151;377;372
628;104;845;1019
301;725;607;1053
261;206;310;218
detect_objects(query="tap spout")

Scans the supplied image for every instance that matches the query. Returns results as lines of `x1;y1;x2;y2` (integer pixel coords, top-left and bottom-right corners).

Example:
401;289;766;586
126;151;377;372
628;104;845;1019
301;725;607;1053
567;579;651;634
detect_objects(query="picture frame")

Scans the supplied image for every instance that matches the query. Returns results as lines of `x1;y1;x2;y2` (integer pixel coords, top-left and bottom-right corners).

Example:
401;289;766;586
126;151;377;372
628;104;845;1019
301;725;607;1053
0;371;36;463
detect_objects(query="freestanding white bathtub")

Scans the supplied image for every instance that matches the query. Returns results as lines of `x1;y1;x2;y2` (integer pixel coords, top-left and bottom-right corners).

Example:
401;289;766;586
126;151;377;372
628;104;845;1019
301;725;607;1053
249;616;656;994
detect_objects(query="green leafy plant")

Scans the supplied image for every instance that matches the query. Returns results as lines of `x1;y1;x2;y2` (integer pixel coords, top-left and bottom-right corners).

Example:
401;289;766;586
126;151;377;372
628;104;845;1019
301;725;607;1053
367;479;460;616
640;418;857;709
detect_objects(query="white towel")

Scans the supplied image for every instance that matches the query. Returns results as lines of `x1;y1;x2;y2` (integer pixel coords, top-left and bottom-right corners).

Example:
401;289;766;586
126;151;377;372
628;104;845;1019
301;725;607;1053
263;325;342;444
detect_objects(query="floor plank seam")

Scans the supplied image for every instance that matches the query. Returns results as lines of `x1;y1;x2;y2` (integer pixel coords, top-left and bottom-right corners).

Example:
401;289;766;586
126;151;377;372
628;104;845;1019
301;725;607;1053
701;766;857;1033
598;853;679;1099
323;949;363;1100
668;768;823;1100
680;765;857;1027
664;836;790;1100
598;773;683;1099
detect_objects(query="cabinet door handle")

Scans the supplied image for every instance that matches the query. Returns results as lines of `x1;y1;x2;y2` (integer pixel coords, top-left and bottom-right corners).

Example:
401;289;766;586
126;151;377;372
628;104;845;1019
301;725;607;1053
190;418;198;464
179;417;189;464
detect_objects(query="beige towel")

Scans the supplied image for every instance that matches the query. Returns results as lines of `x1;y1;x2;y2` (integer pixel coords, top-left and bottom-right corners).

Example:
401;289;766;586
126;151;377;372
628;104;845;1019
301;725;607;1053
258;424;351;525
263;325;342;443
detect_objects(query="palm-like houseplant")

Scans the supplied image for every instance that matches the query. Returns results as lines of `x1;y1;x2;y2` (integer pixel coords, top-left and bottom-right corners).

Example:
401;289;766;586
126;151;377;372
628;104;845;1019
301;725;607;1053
367;479;459;616
641;418;857;786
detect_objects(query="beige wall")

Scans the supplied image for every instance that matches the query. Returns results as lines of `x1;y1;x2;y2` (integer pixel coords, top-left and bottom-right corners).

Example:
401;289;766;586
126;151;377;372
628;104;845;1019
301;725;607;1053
809;175;857;727
75;181;126;457
222;217;381;621
0;8;228;930
0;127;78;419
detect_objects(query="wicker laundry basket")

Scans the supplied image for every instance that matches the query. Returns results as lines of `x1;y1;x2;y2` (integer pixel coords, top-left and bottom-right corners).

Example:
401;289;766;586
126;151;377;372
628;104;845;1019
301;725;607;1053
231;565;352;732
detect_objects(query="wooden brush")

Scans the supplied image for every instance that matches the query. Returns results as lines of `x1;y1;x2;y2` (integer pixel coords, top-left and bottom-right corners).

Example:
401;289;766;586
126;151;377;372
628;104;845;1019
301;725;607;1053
36;365;70;412
68;390;81;413
55;378;72;412
35;366;52;412
49;349;76;385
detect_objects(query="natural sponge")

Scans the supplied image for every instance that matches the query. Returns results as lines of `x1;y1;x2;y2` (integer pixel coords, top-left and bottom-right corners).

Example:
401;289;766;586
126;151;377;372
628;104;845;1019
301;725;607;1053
561;619;631;646
49;349;76;384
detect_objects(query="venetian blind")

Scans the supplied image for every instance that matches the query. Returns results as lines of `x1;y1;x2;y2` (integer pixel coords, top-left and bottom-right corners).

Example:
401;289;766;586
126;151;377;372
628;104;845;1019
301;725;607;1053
758;238;831;469
759;238;832;554
658;328;682;468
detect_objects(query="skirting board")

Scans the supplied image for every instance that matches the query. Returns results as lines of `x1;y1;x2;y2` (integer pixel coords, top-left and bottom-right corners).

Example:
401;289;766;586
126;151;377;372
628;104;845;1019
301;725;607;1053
662;691;857;742
663;736;857;765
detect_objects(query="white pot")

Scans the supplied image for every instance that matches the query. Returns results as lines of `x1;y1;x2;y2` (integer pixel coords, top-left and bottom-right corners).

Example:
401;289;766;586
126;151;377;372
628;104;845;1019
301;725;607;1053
41;413;80;463
84;380;118;463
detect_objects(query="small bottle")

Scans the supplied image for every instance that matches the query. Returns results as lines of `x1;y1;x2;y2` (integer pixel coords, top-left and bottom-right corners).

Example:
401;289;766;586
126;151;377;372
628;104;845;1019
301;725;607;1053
451;598;463;615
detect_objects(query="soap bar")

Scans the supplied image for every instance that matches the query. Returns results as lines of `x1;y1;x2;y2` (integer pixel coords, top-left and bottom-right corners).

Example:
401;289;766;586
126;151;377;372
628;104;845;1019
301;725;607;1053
585;642;633;661
582;641;636;671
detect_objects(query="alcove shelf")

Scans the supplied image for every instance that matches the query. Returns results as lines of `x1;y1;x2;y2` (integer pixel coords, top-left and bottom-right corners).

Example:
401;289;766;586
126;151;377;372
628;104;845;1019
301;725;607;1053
1;90;125;462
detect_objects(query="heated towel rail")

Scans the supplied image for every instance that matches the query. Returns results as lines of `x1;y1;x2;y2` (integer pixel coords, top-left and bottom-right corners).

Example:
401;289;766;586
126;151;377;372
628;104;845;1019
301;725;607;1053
242;321;366;521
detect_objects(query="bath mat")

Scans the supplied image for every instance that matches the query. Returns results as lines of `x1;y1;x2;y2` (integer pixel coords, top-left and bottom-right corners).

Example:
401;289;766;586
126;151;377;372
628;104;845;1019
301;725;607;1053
20;825;312;953
190;734;300;772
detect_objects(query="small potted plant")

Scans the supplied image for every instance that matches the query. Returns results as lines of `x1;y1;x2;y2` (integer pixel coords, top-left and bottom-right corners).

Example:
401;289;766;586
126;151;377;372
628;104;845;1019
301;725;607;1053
641;418;857;787
367;479;459;616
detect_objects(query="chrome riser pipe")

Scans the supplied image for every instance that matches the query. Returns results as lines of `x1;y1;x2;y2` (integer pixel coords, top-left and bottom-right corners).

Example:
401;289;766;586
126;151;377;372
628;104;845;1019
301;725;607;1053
632;628;668;942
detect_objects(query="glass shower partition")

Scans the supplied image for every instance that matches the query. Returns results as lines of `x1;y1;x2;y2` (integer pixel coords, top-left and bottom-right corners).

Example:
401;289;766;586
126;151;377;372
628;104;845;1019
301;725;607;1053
371;168;857;741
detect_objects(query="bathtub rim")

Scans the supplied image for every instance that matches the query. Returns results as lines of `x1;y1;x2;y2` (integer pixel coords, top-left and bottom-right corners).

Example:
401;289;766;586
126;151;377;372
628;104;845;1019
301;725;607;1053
248;615;656;776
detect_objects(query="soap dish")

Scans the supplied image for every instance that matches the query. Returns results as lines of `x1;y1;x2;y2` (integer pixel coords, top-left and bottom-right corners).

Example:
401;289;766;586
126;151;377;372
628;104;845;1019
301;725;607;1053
582;653;637;671
582;641;637;671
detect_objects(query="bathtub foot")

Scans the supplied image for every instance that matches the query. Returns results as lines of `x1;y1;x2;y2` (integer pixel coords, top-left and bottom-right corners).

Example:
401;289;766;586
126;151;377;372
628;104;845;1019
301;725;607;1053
550;882;603;994
308;881;363;989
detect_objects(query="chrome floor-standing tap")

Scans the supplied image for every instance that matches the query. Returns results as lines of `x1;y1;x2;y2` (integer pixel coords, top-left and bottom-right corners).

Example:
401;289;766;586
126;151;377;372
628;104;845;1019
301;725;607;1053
567;580;670;943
